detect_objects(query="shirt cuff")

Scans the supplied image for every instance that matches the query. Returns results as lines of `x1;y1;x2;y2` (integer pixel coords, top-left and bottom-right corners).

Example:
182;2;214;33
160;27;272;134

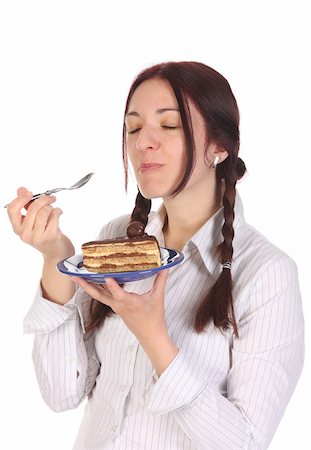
147;350;208;415
23;283;84;334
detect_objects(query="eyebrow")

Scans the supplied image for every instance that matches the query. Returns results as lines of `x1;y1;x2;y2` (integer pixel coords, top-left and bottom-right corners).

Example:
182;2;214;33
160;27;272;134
126;108;180;117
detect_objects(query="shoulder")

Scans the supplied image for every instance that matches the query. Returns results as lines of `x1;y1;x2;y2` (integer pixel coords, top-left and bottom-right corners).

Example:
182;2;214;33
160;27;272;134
233;193;298;276
234;222;297;276
233;222;301;318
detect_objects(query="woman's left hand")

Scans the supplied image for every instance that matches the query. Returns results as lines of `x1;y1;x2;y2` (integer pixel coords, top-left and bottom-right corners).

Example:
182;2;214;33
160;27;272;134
72;270;179;375
72;270;169;340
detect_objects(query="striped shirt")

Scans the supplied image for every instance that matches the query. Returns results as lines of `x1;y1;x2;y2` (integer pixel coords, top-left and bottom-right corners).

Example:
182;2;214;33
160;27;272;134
23;193;304;450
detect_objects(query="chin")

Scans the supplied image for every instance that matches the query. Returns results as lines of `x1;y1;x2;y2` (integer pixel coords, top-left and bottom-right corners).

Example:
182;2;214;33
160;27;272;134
139;190;164;200
138;185;169;200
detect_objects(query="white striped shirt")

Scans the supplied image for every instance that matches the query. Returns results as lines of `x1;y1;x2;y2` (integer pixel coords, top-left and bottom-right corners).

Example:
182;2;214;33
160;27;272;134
23;193;304;450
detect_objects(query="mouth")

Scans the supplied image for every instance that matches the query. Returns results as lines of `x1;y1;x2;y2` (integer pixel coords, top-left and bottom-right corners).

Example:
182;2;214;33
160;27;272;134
139;163;165;173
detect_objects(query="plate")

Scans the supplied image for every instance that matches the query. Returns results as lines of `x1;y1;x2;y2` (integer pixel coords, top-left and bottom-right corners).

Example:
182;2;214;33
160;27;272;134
57;247;184;284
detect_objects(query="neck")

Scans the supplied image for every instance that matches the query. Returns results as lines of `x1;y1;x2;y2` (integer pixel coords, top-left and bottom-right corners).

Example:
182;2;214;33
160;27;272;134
162;176;222;251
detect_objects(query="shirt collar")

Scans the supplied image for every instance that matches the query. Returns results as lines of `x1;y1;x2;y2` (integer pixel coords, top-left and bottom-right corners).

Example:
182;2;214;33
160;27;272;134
145;204;167;247
145;192;246;275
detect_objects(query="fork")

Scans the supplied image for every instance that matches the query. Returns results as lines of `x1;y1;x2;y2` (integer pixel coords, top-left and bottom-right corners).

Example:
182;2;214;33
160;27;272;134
4;172;94;208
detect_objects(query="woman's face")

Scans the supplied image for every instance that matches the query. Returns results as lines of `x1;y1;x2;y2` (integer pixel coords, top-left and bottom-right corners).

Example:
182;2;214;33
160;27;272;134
125;78;210;200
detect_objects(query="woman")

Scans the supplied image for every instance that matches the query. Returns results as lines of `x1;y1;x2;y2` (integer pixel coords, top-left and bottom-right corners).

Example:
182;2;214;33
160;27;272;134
7;61;304;449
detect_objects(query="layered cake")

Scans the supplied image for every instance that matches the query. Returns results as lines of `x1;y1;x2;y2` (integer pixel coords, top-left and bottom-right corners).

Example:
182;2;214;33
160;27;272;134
81;235;162;273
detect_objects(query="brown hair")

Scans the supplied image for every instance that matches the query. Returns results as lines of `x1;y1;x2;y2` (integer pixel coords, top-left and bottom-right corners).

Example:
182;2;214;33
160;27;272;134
87;61;246;335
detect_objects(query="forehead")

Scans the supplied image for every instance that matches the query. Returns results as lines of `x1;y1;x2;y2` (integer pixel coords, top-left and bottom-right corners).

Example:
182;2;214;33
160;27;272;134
127;78;179;111
126;77;205;133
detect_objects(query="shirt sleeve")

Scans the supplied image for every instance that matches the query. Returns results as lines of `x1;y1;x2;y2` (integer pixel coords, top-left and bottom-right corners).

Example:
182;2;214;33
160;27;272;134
147;255;304;450
23;284;100;412
22;215;131;413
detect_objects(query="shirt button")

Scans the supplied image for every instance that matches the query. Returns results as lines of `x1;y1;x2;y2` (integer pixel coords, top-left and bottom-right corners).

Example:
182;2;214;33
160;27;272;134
128;344;134;352
112;425;118;432
120;385;127;392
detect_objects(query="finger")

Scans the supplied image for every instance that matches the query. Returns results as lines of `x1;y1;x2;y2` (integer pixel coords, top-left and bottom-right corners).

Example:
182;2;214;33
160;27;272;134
33;205;54;235
16;187;35;211
26;194;57;215
105;278;125;300
20;196;57;237
44;207;63;235
152;269;169;293
32;206;63;244
71;277;114;307
7;190;33;234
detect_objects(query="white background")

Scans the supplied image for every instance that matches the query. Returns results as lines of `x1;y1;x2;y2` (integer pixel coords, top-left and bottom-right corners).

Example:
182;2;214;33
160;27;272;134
0;0;310;449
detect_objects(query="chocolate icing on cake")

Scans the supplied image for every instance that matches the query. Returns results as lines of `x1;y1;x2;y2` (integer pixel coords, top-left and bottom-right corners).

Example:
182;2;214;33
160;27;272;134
82;235;158;247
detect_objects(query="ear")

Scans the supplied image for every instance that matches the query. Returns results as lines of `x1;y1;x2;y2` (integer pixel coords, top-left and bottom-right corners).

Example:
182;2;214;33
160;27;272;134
206;142;229;166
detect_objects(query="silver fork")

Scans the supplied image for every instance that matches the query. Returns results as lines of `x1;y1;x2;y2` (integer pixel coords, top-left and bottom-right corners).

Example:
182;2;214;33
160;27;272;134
4;172;94;208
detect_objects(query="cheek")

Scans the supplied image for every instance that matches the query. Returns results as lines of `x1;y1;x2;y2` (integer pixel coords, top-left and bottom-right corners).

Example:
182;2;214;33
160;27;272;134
174;140;187;168
126;145;137;167
175;152;187;175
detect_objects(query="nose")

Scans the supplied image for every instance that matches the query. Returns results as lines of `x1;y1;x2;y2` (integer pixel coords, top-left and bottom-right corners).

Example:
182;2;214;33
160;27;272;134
135;126;160;151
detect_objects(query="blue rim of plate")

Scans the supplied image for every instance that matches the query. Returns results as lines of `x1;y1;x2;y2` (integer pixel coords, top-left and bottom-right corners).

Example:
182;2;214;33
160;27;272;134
57;247;184;284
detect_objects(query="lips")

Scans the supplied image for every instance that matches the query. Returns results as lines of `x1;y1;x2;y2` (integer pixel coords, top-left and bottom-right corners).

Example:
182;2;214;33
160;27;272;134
139;163;164;173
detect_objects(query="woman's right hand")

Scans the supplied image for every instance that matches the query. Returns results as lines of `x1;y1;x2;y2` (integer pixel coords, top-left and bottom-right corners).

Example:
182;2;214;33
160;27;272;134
7;187;75;261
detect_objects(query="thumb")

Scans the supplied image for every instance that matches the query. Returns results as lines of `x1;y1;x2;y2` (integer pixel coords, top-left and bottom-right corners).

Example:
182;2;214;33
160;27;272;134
152;269;169;294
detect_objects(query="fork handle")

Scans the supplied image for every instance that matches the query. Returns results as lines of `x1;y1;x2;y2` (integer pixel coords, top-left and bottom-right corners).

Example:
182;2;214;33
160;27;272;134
31;188;64;199
4;188;62;208
31;191;52;200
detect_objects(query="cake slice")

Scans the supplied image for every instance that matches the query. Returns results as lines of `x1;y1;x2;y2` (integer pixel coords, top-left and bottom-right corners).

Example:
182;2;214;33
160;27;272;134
81;235;161;273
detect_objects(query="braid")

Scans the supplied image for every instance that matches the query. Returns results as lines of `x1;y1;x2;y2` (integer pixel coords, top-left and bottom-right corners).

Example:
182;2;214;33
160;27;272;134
127;191;151;237
219;176;238;336
221;179;235;263
194;158;240;337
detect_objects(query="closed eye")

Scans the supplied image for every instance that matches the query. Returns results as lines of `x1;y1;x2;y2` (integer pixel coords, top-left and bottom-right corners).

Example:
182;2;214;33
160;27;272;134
127;128;141;134
127;125;180;134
